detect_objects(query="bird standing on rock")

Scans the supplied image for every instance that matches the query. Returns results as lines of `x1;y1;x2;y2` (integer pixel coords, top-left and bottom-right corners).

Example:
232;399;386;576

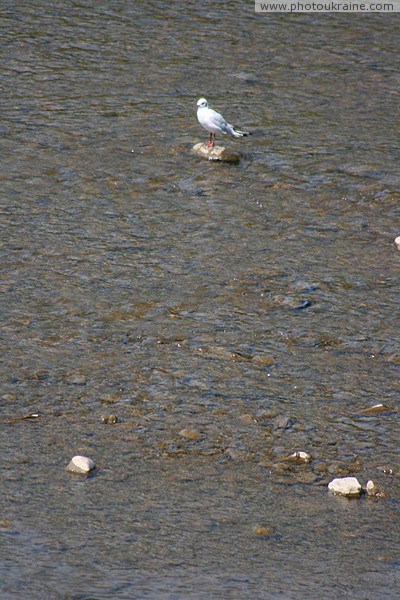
196;98;251;148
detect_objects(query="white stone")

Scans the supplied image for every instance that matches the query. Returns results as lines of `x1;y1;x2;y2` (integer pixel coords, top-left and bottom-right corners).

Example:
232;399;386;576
67;455;95;474
328;476;362;497
290;451;312;462
394;236;400;249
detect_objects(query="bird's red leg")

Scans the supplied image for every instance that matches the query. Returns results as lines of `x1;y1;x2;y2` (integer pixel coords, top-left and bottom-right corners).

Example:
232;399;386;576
211;133;216;147
206;132;213;147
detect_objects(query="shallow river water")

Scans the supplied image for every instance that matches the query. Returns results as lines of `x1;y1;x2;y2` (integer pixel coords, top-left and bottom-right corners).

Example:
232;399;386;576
1;2;400;599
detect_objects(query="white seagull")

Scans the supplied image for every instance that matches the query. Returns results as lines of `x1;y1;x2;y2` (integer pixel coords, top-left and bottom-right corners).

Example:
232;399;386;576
196;98;251;148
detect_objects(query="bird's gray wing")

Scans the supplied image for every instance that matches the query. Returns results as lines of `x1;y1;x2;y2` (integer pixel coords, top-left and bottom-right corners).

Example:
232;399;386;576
207;109;230;133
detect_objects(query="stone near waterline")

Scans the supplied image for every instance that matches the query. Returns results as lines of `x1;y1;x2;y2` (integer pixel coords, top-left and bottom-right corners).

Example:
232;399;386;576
192;142;241;164
273;415;296;431
0;518;11;529
21;413;40;420
366;480;378;495
101;414;118;424
288;451;312;463
67;455;95;475
178;428;201;440
65;373;87;386
359;403;390;415
251;354;275;366
365;480;386;498
328;476;362;497
394;236;400;249
239;413;258;425
253;525;274;537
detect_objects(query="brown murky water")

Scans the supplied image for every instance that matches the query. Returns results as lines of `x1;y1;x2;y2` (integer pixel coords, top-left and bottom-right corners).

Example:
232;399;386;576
1;2;400;598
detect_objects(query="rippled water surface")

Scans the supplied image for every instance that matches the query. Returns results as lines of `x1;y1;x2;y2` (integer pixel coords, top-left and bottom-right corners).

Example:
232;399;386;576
1;2;400;598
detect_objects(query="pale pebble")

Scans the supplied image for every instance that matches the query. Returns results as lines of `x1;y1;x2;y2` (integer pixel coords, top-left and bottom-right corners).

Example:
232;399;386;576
289;451;312;463
328;476;362;497
67;455;95;474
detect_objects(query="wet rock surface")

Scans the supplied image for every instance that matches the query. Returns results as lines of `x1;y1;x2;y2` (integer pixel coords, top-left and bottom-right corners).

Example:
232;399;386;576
328;477;362;497
192;143;241;163
67;455;95;474
101;414;118;424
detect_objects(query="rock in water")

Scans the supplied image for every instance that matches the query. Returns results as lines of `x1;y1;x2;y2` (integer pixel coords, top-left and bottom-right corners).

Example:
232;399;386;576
365;480;386;498
178;428;201;440
192;142;241;163
67;455;95;474
328;476;362;497
359;403;390;414
288;451;312;463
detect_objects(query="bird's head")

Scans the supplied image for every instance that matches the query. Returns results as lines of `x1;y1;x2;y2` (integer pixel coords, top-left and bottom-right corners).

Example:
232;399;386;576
197;98;208;109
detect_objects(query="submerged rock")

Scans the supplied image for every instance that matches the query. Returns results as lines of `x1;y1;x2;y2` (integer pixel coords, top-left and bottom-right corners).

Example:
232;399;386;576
252;354;275;366
192;142;241;163
328;476;362;497
253;525;274;537
273;415;296;431
239;413;258;425
65;373;87;386
178;428;201;440
67;455;95;474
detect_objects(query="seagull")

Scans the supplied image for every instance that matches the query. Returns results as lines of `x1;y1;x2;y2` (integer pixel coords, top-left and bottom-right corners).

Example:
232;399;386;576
196;98;251;148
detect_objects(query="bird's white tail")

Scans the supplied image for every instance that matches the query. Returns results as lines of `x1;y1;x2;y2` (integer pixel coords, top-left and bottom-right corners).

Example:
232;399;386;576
232;128;251;138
